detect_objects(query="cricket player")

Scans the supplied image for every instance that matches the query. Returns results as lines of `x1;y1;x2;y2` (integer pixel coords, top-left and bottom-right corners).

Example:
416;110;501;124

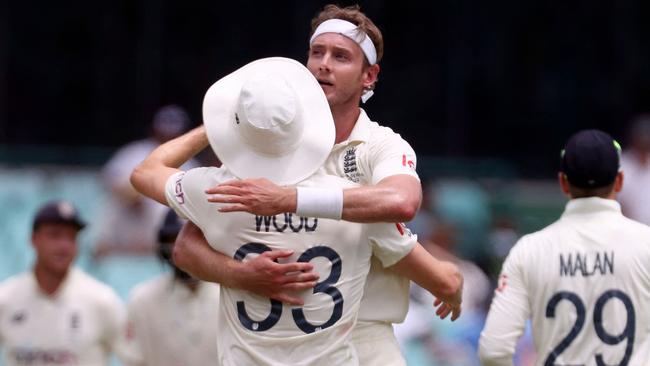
131;58;451;365
175;5;450;365
0;200;132;366
123;209;220;366
479;129;650;365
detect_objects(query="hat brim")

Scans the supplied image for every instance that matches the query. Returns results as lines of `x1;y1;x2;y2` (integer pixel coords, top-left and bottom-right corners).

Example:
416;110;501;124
203;57;335;185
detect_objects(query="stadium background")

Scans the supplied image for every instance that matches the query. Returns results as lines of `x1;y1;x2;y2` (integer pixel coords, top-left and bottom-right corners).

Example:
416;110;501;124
1;0;649;365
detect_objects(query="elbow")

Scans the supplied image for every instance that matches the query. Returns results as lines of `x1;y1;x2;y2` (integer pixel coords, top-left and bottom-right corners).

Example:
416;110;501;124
129;164;146;194
478;334;512;366
171;236;190;272
390;192;420;222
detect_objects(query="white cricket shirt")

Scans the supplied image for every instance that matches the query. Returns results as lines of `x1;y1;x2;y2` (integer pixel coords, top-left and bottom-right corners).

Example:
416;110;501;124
479;197;650;366
165;168;416;366
124;274;220;366
323;108;419;325
0;268;130;366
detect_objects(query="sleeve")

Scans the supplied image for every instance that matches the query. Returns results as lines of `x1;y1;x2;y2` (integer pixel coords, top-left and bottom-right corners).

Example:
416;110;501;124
365;222;418;268
164;168;222;231
366;132;420;185
478;241;531;366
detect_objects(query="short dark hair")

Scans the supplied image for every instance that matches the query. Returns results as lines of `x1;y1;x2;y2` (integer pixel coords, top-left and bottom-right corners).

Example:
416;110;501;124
566;180;616;199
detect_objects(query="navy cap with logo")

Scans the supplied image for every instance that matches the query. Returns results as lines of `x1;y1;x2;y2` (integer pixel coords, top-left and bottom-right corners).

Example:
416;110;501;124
32;200;86;232
559;129;621;189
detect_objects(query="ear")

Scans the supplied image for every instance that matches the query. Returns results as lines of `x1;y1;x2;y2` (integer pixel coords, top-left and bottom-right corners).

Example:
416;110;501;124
558;172;571;197
362;64;380;89
31;231;38;249
613;171;624;193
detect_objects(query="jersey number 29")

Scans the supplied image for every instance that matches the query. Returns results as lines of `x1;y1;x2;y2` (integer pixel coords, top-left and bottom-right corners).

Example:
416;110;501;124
234;242;343;334
545;289;635;366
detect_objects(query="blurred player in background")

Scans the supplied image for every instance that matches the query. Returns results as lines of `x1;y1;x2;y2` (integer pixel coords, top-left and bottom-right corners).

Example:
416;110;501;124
479;129;650;365
180;5;438;365
94;104;195;260
618;114;650;225
123;208;220;366
0;201;131;366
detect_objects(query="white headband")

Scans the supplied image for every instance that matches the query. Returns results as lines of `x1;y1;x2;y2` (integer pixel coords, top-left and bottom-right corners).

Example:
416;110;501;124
309;19;377;103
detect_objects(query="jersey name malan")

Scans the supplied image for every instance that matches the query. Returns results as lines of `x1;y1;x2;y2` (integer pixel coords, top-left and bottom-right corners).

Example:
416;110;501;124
559;251;614;277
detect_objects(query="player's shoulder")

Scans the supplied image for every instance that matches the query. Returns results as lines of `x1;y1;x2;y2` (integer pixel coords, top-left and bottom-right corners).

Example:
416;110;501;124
71;268;123;307
365;120;407;144
506;221;564;262
128;274;171;306
176;166;234;189
0;272;33;300
618;214;650;243
299;169;360;189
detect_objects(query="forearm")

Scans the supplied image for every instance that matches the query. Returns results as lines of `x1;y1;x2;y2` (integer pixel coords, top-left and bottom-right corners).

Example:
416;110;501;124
341;175;421;223
131;126;209;204
173;221;242;287
390;243;463;304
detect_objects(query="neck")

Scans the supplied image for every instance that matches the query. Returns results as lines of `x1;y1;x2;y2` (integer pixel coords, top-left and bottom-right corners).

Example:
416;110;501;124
33;264;68;296
331;104;361;144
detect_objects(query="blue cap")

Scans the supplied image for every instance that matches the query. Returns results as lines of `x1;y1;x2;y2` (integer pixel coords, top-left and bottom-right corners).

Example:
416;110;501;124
560;129;621;189
32;200;86;232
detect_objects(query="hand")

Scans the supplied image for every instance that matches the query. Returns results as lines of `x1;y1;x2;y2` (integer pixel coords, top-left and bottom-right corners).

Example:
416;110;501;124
235;249;319;306
205;178;296;216
433;298;461;321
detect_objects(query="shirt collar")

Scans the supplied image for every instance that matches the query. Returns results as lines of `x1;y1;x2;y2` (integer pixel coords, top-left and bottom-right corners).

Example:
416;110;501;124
562;197;621;218
168;275;203;299
336;108;372;146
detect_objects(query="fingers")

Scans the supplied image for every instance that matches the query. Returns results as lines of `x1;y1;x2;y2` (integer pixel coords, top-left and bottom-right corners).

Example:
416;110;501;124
262;250;295;261
273;261;315;274
451;307;461;321
438;305;451;319
217;204;250;213
279;271;319;285
270;293;304;306
206;187;245;201
205;180;245;194
280;281;317;291
207;194;243;204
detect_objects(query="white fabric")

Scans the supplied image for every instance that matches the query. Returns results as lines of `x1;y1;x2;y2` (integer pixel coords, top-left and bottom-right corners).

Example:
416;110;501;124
124;274;220;366
310;19;377;65
295;187;343;220
0;268;132;366
352;322;406;366
479;197;650;365
203;57;335;185
323;109;419;186
321;109;420;324
618;152;650;225
164;168;416;366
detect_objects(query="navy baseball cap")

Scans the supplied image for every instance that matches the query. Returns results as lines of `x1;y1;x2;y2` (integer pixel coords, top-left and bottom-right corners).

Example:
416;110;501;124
157;209;184;243
32;200;86;232
560;129;621;189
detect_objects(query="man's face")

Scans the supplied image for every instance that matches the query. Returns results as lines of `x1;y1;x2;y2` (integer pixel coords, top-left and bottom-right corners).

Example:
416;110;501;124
307;32;369;108
32;223;78;275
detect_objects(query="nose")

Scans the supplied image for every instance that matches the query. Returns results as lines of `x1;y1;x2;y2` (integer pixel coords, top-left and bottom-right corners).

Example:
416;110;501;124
318;54;331;73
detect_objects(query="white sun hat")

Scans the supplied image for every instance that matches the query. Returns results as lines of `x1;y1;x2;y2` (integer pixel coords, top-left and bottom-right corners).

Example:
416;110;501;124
203;57;335;185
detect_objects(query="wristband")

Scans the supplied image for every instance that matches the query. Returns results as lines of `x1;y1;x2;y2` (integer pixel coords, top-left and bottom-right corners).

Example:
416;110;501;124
295;187;343;220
